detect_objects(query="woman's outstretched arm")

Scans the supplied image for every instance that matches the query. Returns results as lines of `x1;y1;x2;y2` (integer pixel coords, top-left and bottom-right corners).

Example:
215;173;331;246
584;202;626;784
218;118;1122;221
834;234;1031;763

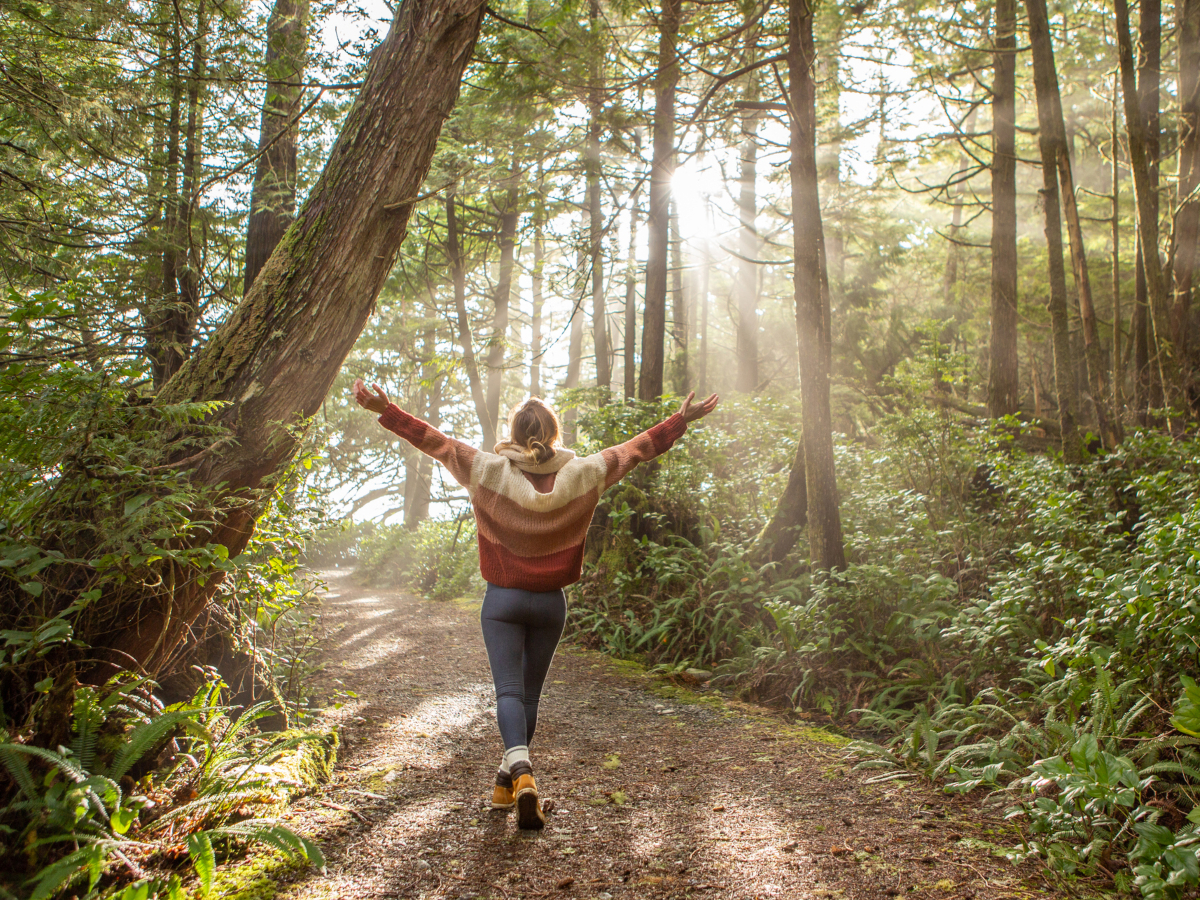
353;379;477;488
600;391;719;491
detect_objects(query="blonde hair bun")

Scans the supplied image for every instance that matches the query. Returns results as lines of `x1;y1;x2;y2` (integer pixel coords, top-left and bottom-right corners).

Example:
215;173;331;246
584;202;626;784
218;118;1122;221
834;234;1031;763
494;397;562;465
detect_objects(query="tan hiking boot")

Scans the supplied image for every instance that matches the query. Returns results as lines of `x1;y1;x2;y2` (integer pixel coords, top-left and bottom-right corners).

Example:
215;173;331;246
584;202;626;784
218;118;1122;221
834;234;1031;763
513;772;545;830
491;770;515;810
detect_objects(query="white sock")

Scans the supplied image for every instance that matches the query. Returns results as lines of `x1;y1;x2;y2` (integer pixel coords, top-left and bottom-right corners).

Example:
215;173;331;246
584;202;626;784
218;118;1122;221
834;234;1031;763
503;745;530;772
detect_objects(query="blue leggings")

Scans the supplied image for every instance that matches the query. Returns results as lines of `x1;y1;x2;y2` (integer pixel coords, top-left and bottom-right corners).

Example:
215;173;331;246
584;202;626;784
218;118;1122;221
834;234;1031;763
479;583;567;750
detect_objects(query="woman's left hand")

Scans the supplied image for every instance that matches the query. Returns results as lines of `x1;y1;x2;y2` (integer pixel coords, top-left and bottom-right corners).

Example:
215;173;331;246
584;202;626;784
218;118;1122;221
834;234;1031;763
353;378;390;414
679;391;719;424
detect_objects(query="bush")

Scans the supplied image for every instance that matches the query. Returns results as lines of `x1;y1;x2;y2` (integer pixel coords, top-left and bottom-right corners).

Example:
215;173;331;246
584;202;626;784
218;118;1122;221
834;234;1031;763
356;516;482;601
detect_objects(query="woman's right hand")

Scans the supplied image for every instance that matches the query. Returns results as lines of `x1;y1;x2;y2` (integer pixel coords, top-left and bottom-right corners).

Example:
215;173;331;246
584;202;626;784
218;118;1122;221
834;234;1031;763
679;391;719;424
353;378;390;414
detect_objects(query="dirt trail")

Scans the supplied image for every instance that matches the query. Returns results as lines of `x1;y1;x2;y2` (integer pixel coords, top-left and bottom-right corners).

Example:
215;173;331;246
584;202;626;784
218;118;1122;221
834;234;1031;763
267;570;1054;900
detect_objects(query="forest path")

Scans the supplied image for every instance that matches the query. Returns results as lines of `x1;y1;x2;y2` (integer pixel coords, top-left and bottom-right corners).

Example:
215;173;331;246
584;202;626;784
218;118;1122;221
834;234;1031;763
268;570;1053;900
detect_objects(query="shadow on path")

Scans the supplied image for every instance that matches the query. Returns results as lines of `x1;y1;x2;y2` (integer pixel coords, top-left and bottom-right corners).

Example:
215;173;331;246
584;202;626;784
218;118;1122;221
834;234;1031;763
259;570;1053;900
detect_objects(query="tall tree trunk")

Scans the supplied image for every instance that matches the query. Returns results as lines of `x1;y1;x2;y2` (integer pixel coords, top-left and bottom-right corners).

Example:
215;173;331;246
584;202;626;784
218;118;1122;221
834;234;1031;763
818;17;844;304
736;61;760;392
698;238;710;395
1033;120;1081;458
173;0;207;383
1025;0;1117;446
565;210;587;440
670;198;688;393
448;191;496;448
989;0;1020;419
1116;0;1178;408
639;0;680;401
486;162;520;432
150;7;185;389
1134;245;1154;418
107;0;490;675
942;157;967;307
588;0;610;395
751;442;807;565
531;175;546;398
244;0;310;295
1173;0;1200;361
789;0;845;572
624;187;641;400
405;319;439;529
1113;72;1126;419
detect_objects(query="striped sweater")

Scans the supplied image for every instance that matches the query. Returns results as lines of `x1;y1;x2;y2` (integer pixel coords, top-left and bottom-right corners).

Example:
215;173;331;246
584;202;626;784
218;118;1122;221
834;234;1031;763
378;404;689;591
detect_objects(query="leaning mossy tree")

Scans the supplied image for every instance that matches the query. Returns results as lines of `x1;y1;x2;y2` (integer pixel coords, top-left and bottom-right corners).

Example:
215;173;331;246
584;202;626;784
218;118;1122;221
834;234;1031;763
0;0;490;732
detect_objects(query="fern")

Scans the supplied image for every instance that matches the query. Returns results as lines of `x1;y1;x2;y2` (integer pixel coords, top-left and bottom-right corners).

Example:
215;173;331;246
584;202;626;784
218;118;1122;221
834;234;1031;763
0;740;38;800
211;819;325;868
70;686;105;771
0;742;87;785
108;709;210;782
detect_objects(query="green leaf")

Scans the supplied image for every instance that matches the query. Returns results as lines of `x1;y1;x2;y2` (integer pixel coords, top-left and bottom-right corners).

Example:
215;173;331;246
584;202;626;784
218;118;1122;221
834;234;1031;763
188;832;215;897
110;806;135;835
123;494;152;517
1172;676;1200;737
21;581;42;596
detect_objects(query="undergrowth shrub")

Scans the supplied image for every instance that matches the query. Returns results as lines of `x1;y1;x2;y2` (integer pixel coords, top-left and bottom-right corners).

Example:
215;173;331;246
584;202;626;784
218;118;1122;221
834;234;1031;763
0;353;332;897
356;516;482;601
0;674;328;900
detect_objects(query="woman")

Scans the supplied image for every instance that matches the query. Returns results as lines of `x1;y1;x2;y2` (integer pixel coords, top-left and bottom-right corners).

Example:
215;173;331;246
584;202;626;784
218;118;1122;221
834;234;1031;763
353;379;719;829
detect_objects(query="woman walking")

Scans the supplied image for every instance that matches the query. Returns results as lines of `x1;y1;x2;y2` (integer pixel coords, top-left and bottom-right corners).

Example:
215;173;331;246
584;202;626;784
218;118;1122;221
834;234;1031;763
353;381;718;829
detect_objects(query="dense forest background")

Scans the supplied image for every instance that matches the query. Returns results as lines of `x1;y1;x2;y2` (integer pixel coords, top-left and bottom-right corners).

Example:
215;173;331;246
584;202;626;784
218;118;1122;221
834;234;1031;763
7;0;1200;895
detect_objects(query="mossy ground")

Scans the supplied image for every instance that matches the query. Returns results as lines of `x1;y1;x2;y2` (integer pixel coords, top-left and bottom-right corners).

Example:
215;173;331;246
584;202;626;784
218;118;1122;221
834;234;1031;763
211;852;309;900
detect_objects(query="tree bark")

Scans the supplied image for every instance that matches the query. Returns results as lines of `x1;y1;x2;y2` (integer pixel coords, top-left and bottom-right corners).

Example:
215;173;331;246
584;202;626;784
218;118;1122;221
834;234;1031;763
244;0;309;295
486;162;520;431
988;0;1017;422
1112;72;1126;419
149;4;186;388
1033;120;1081;458
174;0;207;382
448;191;496;448
751;442;807;565
565;210;586;440
789;0;845;572
1116;0;1178;407
1025;0;1116;446
531;171;546;398
736;55;760;393
698;238;710;395
405;319;439;529
670;198;688;393
1173;0;1200;360
639;0;680;401
588;0;610;395
624;185;641;400
989;0;1020;419
111;0;490;676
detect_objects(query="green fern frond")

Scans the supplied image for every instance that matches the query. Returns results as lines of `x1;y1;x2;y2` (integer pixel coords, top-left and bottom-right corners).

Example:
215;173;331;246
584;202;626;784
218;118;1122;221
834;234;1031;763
0;742;40;802
210;819;324;867
70;686;105;771
108;709;210;782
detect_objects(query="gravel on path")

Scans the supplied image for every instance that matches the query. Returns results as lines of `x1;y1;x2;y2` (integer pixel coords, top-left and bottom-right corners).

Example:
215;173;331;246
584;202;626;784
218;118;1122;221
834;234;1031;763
263;570;1057;900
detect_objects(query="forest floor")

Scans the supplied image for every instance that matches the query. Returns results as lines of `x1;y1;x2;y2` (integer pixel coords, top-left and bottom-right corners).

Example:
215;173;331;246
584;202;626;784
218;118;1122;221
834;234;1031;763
248;570;1070;900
